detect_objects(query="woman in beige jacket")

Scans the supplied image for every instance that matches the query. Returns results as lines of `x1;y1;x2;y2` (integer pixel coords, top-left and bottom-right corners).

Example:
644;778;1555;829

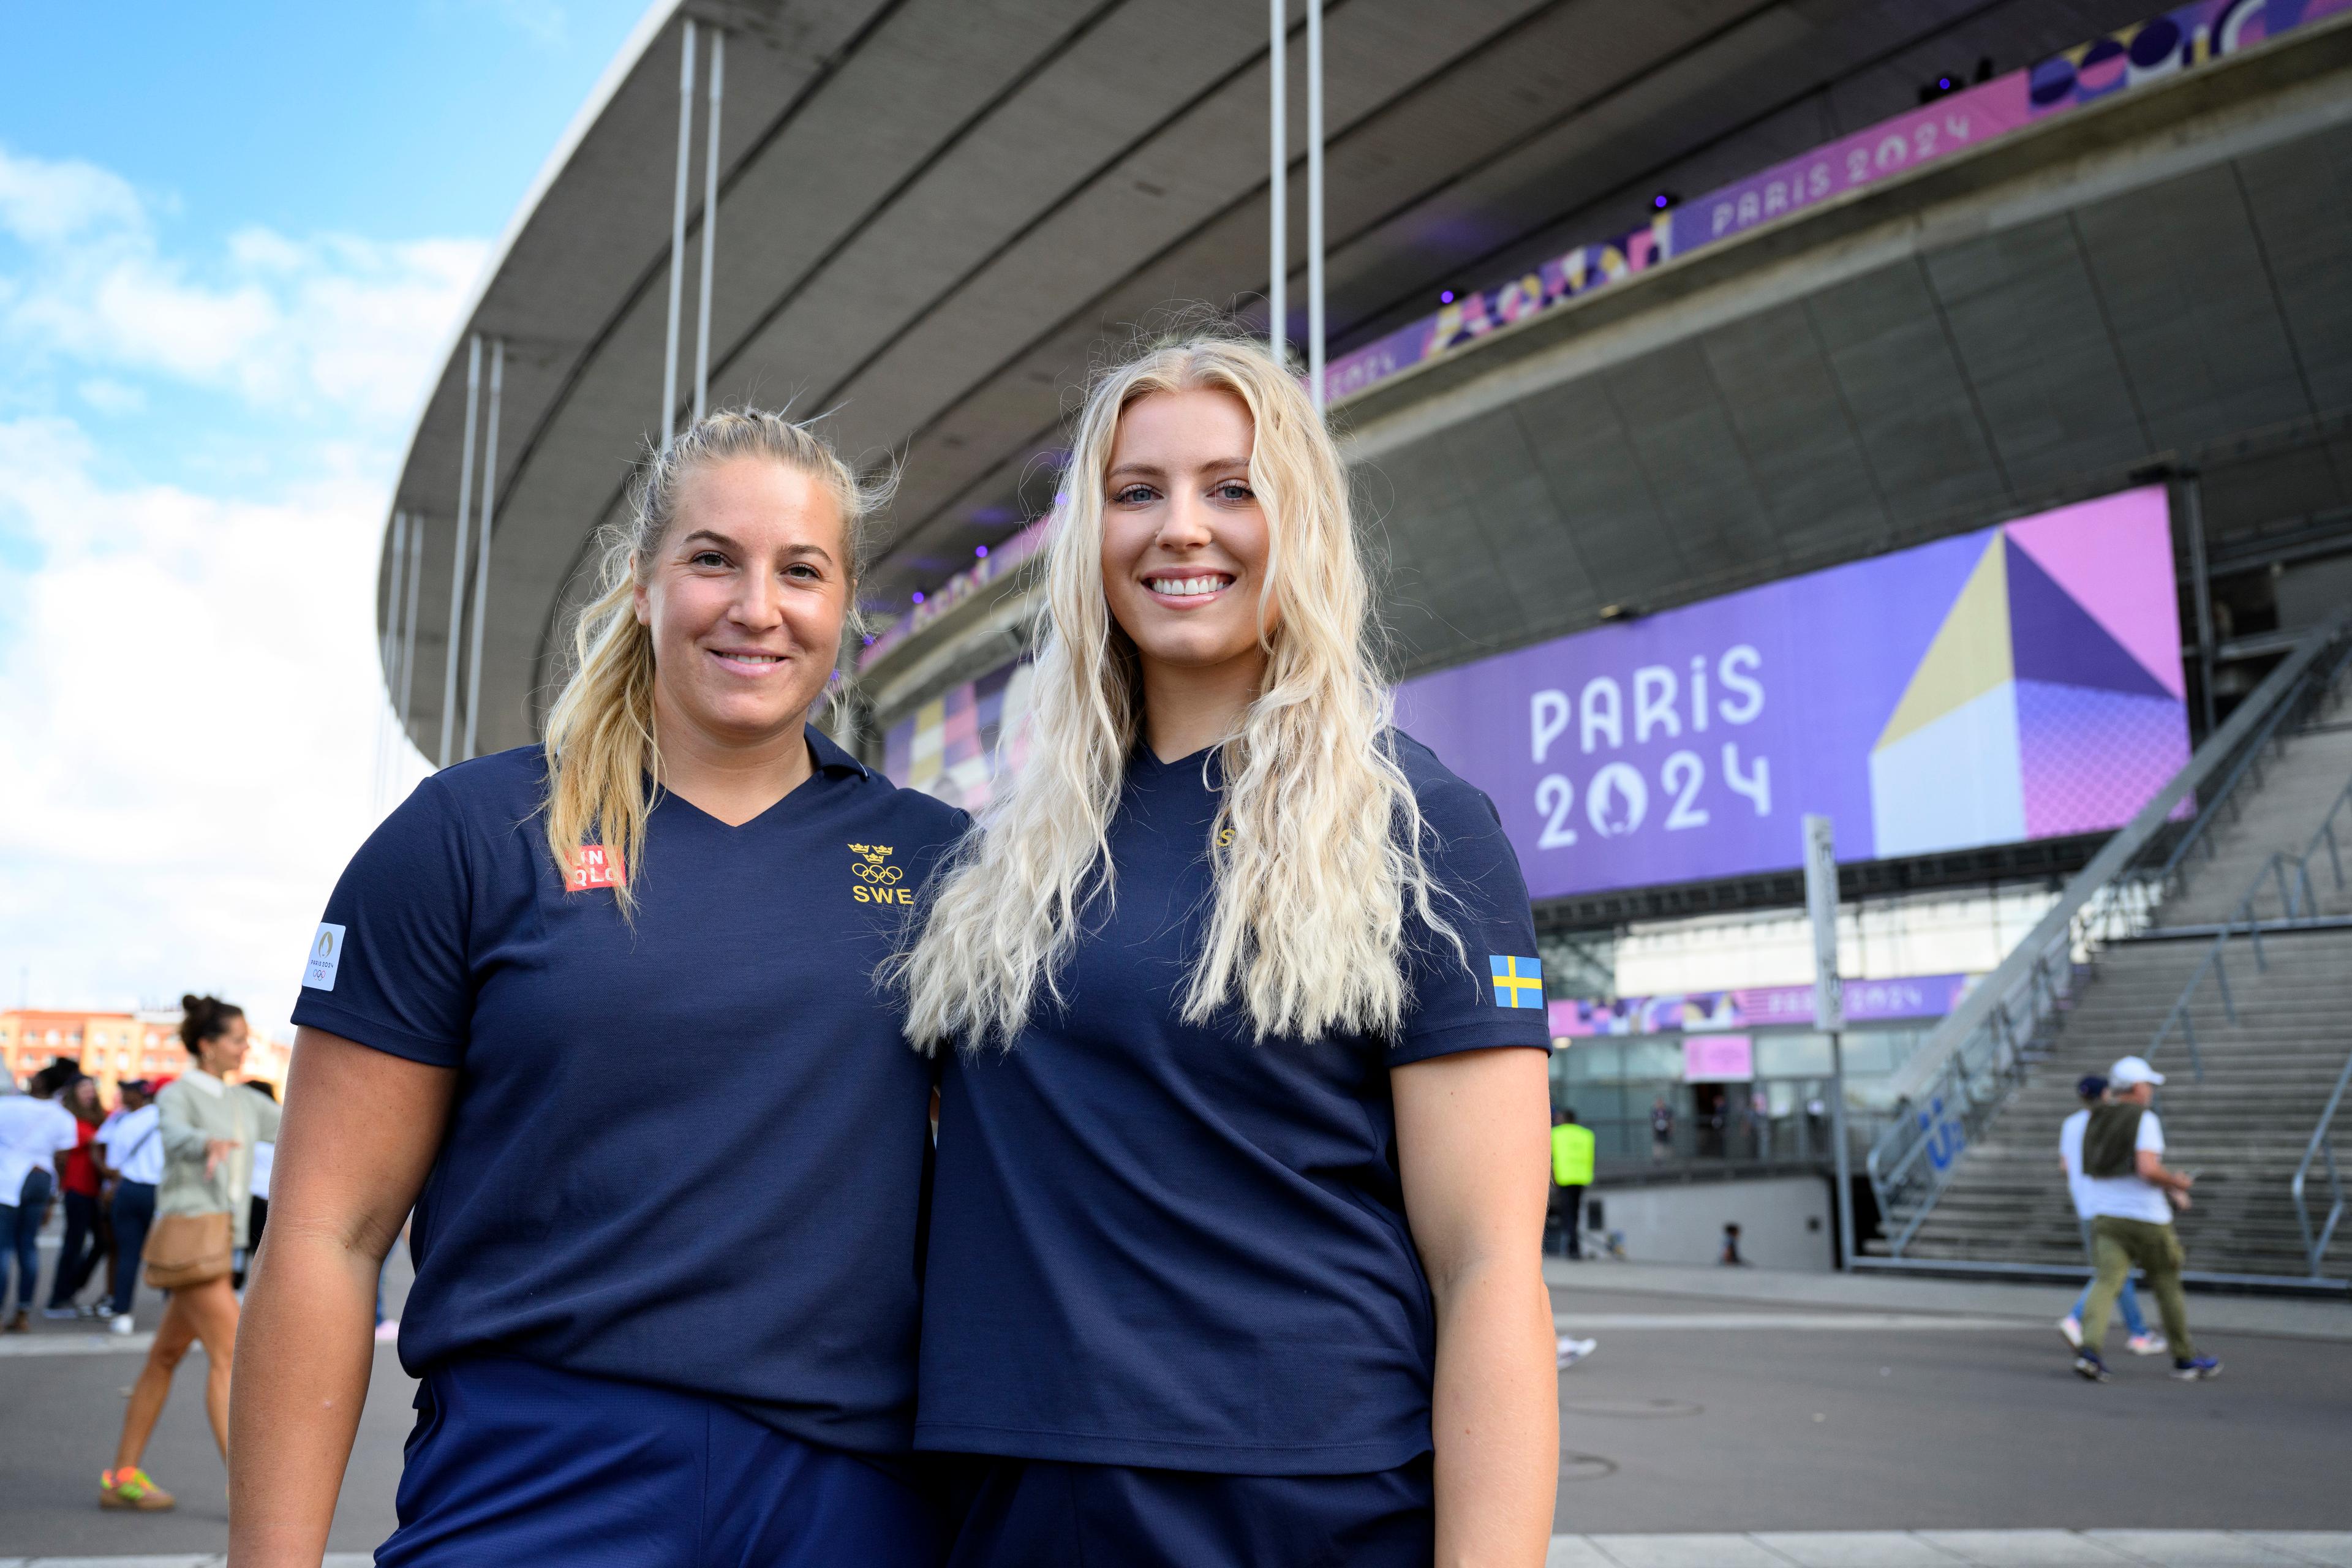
100;995;279;1512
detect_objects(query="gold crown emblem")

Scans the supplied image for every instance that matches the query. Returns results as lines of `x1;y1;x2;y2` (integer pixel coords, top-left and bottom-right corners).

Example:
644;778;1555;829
848;843;895;866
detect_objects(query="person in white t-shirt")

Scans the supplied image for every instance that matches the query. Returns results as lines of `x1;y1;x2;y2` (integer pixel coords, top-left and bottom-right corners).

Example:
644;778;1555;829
2072;1055;2217;1382
0;1063;83;1331
2056;1075;2162;1355
94;1082;164;1333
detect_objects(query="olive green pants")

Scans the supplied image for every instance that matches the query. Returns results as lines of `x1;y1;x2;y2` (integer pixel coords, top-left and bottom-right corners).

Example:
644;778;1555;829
2082;1215;2194;1359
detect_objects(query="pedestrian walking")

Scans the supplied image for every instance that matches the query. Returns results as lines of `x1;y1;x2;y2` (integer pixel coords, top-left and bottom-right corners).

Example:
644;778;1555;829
1650;1093;1676;1161
2071;1055;2218;1383
102;996;277;1510
234;409;963;1567
1551;1108;1594;1259
95;1079;162;1335
2056;1074;2163;1357
43;1073;109;1317
233;1080;276;1290
0;1061;81;1332
897;328;1558;1567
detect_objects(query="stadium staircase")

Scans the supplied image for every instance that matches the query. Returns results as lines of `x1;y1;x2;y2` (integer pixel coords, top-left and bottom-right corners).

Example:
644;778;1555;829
1866;612;2352;1285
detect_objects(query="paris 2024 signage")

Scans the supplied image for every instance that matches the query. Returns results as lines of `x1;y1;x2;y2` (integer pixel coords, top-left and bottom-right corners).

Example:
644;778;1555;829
1393;488;2189;903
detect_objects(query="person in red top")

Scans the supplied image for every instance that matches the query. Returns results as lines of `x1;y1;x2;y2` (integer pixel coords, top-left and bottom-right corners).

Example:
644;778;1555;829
43;1076;108;1318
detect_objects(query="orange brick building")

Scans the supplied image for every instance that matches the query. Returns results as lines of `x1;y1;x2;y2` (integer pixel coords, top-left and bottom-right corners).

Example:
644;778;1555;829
1;1009;290;1101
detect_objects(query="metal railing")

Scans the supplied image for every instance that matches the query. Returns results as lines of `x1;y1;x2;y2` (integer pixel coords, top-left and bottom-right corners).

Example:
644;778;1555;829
2144;774;2352;1082
1869;609;2352;1257
2295;1049;2352;1278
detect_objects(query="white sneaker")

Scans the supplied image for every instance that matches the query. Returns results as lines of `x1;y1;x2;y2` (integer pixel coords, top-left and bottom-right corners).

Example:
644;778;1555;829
1557;1335;1597;1369
108;1313;134;1336
2057;1314;2083;1349
2127;1333;2168;1356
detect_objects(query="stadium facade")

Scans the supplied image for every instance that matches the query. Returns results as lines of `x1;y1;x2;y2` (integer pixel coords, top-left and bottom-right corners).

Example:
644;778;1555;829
376;1;2352;1236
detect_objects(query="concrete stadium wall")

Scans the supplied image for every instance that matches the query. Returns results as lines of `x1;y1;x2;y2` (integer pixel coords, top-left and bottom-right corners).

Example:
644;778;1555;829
1585;1175;1836;1272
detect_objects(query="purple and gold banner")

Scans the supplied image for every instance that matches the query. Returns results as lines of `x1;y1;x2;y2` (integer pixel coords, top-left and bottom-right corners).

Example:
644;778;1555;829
1393;488;2189;902
1320;0;2350;407
1550;974;1977;1040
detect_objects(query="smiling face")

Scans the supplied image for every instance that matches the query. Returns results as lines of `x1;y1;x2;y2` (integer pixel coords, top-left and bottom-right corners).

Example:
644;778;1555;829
634;456;850;751
1100;386;1276;684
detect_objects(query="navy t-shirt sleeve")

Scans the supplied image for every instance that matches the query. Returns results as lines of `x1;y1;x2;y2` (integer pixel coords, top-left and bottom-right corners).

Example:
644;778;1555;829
290;774;476;1068
1392;761;1552;1066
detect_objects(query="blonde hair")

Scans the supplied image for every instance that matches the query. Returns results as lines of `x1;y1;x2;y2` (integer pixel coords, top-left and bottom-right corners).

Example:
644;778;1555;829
897;327;1455;1050
541;409;886;912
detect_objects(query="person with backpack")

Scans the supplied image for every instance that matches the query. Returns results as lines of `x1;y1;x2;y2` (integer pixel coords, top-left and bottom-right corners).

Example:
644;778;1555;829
2056;1074;2162;1357
2071;1055;2218;1382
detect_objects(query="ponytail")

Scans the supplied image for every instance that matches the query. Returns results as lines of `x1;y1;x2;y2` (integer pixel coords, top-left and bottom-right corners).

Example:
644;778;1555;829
178;993;244;1052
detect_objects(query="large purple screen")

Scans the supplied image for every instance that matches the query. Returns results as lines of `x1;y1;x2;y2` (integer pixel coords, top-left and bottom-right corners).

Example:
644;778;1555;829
1393;488;2187;902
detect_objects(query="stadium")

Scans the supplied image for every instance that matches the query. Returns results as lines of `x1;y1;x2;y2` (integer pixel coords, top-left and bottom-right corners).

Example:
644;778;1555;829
378;0;2352;1281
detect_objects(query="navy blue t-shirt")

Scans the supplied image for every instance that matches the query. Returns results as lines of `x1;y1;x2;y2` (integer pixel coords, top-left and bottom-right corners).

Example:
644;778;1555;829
914;733;1550;1474
291;730;962;1455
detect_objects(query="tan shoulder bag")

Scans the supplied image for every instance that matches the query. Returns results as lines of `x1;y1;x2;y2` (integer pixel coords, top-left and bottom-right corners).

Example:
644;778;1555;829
143;1210;233;1289
142;1087;244;1289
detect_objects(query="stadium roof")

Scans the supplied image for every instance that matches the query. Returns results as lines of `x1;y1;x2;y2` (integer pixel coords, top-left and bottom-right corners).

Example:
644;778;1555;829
383;0;2177;760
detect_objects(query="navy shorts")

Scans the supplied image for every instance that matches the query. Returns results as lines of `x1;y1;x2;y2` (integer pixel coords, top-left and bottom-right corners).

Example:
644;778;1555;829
380;1357;943;1568
941;1454;1433;1568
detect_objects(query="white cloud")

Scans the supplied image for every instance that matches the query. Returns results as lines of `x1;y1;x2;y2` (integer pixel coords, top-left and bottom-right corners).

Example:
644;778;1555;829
0;144;473;1038
0;150;142;246
0;145;486;424
0;415;426;1031
77;377;146;415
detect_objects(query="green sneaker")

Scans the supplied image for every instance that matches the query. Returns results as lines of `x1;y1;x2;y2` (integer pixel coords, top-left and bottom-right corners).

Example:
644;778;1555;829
100;1466;175;1510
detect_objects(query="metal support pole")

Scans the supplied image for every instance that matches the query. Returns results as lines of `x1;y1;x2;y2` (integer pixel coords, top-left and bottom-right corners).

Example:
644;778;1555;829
663;18;697;449
382;511;409;704
1305;0;1325;412
1268;0;1285;358
1803;814;1855;1271
399;511;424;737
2184;469;2217;740
377;511;409;809
439;334;482;769
1831;1031;1856;1272
695;29;724;426
463;339;504;762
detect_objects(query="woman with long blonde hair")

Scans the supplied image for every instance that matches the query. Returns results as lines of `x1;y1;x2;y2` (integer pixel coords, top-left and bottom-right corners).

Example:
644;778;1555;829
232;412;962;1566
901;329;1559;1565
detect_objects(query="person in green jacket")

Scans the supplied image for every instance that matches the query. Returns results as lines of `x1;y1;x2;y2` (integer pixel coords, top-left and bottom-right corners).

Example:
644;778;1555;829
102;995;279;1512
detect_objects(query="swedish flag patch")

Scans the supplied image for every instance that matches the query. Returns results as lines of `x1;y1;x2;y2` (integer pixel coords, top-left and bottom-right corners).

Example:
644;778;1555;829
1490;954;1544;1009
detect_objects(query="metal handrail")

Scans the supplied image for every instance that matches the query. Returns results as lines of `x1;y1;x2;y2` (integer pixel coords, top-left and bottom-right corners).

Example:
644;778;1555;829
1869;609;2352;1257
2293;1049;2352;1278
2142;775;2352;1080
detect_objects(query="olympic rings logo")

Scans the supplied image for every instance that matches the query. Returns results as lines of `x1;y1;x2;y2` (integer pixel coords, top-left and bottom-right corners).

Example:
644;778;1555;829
853;862;904;886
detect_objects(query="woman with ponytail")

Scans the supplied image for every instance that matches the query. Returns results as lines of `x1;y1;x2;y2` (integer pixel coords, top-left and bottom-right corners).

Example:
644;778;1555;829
234;412;962;1566
899;329;1558;1566
100;994;271;1512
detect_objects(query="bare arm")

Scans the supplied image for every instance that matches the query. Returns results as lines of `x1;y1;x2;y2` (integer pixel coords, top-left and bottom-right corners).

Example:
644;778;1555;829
2136;1148;2194;1207
229;1028;453;1567
1395;1047;1558;1568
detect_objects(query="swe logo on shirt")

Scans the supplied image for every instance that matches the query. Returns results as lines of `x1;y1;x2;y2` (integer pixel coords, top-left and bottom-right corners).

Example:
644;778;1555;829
303;923;346;992
848;843;911;905
568;843;626;891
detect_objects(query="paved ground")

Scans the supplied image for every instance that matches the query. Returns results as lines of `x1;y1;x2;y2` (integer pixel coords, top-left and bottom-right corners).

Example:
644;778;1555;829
2;1251;2345;1561
1544;1261;2351;1534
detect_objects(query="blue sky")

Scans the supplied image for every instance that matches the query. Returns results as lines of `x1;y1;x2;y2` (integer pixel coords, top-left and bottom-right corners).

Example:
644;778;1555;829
0;1;652;1034
6;1;648;245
